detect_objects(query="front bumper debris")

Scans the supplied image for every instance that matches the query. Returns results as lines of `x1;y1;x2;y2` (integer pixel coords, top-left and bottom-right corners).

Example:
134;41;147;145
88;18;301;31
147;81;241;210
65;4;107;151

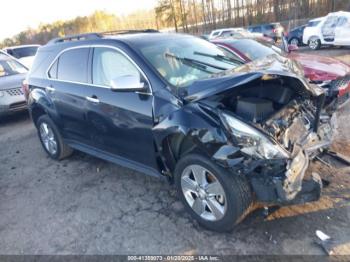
250;149;323;205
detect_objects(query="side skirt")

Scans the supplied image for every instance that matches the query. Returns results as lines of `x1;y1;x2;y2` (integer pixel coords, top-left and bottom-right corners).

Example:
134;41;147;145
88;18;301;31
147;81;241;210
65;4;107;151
66;140;163;179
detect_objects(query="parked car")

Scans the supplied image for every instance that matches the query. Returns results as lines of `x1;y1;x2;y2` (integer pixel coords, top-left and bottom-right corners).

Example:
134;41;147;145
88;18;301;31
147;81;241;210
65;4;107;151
3;44;40;68
212;28;275;44
26;32;333;232
0;51;28;117
208;27;246;39
248;23;284;42
303;11;350;50
212;38;350;109
286;24;307;46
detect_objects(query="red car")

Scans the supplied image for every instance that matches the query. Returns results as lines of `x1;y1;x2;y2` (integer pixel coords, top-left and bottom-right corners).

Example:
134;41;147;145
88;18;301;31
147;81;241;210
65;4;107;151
212;38;350;109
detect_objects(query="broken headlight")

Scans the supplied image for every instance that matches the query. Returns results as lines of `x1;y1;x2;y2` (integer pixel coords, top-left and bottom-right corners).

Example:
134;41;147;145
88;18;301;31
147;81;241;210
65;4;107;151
221;113;290;159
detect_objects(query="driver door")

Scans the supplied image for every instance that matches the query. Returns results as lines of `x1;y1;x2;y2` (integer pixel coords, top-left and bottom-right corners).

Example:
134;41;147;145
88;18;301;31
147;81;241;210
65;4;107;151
85;46;158;170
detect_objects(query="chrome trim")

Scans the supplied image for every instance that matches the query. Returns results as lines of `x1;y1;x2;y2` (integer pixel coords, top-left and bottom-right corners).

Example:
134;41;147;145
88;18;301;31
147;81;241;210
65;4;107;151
45;45;153;94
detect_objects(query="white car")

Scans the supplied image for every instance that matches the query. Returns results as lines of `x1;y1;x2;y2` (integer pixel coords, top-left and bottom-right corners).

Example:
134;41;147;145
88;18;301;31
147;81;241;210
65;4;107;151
209;28;246;39
303;11;350;50
2;44;40;69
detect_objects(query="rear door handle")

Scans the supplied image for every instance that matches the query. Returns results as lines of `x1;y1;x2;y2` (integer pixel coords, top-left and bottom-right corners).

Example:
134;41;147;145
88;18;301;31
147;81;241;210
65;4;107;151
46;86;55;92
86;96;100;103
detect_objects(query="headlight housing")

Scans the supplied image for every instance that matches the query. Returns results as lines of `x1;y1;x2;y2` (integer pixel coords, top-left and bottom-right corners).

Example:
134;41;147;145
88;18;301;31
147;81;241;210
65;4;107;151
221;112;289;159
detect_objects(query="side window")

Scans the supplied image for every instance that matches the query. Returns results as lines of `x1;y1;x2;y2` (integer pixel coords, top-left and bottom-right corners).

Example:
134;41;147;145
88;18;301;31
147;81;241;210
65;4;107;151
337;17;348;27
48;59;58;79
57;48;89;83
92;47;141;87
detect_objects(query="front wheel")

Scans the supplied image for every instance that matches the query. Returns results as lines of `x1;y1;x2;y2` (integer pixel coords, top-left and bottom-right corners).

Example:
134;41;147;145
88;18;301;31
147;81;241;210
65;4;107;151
174;154;253;232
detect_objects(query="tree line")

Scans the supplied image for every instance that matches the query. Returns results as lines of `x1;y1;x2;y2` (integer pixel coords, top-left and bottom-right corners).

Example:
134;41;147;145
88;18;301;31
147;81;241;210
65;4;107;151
1;0;349;48
155;0;350;34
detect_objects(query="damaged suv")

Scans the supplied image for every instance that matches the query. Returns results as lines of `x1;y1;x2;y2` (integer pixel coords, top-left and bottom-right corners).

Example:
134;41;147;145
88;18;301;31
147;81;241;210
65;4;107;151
26;32;333;232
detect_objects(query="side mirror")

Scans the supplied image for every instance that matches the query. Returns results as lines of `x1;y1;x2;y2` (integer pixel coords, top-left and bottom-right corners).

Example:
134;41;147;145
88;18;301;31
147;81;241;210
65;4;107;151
288;44;299;52
110;75;145;91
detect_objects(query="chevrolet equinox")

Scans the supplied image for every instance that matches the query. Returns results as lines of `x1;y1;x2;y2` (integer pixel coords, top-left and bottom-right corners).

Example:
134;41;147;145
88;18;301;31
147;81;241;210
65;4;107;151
25;31;333;232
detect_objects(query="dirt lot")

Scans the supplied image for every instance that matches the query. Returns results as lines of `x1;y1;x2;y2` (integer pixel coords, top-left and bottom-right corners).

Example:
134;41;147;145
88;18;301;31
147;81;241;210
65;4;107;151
0;48;350;256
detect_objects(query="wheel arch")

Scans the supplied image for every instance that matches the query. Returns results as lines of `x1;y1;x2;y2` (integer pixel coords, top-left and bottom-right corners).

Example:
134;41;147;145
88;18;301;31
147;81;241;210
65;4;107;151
153;104;245;178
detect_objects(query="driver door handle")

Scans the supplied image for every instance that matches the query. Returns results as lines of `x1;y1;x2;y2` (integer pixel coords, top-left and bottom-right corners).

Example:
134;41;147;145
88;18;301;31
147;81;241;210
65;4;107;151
86;96;100;103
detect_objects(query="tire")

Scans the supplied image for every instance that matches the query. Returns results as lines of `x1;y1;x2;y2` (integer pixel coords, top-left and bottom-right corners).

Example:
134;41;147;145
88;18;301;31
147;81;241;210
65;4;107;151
36;115;73;160
289;38;299;46
174;153;253;232
308;37;321;50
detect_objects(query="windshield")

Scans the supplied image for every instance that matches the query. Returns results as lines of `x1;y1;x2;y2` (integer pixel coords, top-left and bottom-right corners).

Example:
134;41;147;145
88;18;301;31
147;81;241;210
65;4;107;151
227;39;283;60
140;36;240;87
8;46;38;59
0;54;28;77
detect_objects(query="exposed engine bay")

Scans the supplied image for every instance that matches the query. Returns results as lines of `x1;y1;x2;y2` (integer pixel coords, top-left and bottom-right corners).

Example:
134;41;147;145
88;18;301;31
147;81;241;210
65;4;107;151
206;75;333;156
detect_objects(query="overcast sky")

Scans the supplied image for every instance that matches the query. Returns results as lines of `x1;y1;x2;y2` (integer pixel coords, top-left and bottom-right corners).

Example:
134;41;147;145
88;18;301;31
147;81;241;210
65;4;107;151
0;0;157;40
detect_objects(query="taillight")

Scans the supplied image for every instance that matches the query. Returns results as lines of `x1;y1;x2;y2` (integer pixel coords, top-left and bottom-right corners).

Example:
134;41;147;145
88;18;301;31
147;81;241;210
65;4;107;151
338;82;350;97
22;79;29;100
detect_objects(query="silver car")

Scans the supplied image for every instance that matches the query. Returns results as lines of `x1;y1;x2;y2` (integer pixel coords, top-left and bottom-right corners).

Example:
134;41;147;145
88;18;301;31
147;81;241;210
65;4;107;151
0;51;28;117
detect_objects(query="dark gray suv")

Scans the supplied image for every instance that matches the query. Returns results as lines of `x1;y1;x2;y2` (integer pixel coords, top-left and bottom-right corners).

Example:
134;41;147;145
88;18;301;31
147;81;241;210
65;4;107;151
26;32;333;232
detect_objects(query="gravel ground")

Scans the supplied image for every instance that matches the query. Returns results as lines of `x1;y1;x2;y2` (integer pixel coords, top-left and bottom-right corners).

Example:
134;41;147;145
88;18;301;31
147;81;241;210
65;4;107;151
0;48;350;256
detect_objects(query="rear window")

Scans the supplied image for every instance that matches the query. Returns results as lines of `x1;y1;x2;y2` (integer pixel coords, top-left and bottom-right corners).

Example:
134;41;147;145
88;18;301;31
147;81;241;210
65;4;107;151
0;54;28;77
56;48;89;83
7;46;39;59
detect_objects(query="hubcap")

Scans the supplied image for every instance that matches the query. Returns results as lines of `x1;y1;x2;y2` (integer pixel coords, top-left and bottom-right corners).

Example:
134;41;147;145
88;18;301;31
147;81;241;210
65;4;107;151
291;38;299;46
181;164;227;221
39;122;57;155
309;39;318;49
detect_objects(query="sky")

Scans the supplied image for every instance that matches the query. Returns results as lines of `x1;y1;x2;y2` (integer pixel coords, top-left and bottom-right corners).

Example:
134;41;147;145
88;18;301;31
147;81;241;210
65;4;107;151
0;0;157;40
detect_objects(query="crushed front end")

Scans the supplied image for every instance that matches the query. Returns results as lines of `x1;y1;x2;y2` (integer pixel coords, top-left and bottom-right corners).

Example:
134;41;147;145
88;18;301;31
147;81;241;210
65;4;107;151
206;72;334;205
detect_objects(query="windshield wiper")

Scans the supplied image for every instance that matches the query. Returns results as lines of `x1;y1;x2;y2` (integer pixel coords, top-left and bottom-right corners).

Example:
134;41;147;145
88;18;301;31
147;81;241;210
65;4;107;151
194;51;244;65
165;52;228;71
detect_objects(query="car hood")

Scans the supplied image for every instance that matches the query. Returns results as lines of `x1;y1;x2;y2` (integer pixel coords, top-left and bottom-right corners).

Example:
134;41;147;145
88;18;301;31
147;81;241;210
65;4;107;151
0;73;26;90
183;54;324;102
288;52;350;81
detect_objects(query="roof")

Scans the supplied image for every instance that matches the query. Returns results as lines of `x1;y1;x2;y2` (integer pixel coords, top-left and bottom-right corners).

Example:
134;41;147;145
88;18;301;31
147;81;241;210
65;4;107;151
43;32;193;50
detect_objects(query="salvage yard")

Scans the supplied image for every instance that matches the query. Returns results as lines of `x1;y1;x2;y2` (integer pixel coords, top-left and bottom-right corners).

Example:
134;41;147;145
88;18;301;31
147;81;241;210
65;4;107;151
0;48;350;256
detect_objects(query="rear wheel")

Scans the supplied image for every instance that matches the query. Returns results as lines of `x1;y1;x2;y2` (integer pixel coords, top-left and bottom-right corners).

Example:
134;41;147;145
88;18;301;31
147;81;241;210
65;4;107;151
174;154;253;232
289;38;299;46
37;115;73;160
308;37;321;50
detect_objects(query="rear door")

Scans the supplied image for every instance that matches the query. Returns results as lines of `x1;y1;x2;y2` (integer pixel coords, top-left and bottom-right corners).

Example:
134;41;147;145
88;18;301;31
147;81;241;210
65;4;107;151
85;46;158;170
47;47;92;145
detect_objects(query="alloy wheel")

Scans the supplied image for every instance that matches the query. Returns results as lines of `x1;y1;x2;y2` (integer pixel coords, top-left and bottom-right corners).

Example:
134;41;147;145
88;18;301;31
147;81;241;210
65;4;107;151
181;164;227;221
309;39;318;49
39;122;58;155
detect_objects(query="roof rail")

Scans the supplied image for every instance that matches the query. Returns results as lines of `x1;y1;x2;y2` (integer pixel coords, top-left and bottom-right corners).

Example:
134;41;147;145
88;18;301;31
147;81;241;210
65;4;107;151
101;29;159;35
47;29;159;45
47;33;102;44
